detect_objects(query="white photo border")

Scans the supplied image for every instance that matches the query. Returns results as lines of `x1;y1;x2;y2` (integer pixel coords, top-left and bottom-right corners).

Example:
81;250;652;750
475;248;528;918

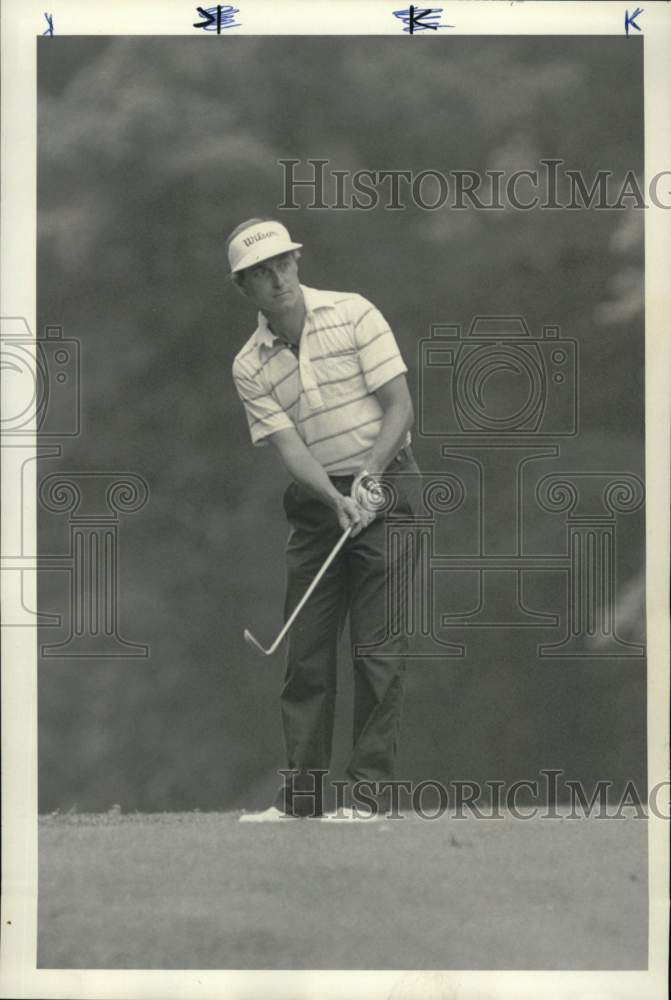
1;2;669;998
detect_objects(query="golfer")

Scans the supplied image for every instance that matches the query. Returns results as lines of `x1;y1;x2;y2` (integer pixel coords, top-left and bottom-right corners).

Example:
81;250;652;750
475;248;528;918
230;218;422;820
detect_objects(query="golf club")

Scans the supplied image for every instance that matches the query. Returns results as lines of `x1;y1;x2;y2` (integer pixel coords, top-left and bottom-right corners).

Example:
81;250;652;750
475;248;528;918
244;524;353;655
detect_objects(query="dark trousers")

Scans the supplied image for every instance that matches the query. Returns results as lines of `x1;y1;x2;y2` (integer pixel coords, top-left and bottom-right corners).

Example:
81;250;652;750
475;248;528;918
275;448;422;816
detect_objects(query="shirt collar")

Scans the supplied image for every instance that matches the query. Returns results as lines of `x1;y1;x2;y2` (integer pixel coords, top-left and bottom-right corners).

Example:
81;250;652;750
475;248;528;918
253;285;333;350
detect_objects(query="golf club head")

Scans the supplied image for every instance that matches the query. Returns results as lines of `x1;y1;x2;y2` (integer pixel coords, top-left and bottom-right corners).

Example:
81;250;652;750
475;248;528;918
243;628;271;655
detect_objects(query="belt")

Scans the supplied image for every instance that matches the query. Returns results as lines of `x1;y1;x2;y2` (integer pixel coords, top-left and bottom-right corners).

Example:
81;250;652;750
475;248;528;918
327;444;414;488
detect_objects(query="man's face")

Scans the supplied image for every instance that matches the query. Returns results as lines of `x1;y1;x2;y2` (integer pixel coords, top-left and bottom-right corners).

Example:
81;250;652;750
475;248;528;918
238;251;301;313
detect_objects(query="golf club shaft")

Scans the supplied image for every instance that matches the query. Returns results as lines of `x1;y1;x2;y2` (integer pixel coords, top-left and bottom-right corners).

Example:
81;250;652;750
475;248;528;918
247;524;352;655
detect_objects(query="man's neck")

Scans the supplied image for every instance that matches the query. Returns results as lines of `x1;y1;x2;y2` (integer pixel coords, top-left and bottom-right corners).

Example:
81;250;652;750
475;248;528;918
264;290;306;346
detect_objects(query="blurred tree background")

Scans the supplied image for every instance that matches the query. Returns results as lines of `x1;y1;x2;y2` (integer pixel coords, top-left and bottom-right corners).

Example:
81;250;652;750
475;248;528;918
37;36;645;812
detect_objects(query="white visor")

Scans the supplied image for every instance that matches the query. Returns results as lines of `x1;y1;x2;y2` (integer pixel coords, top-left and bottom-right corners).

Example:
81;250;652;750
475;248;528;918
228;221;302;274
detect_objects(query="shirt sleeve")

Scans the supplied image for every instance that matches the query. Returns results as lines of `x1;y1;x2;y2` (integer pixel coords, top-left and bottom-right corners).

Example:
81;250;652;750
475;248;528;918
350;296;408;394
232;361;295;447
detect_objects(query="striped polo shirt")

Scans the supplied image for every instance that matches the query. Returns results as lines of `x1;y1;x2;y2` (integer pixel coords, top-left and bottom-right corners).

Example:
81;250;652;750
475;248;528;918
232;285;410;475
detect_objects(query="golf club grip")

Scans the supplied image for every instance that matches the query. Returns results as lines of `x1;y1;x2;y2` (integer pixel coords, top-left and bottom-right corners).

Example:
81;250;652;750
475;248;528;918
278;525;352;640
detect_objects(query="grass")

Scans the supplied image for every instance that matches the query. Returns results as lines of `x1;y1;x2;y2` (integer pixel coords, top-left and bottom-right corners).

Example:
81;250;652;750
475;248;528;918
38;810;647;970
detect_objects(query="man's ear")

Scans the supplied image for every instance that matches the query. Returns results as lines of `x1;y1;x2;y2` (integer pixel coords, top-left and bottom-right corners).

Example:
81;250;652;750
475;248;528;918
232;273;248;298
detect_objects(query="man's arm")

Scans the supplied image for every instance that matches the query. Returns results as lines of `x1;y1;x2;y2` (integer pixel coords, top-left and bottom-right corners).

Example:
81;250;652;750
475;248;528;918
363;374;415;476
268;428;368;535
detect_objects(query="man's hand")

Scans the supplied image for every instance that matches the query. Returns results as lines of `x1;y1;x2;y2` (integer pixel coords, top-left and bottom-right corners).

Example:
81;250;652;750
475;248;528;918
351;470;386;514
333;495;376;537
267;428;377;536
